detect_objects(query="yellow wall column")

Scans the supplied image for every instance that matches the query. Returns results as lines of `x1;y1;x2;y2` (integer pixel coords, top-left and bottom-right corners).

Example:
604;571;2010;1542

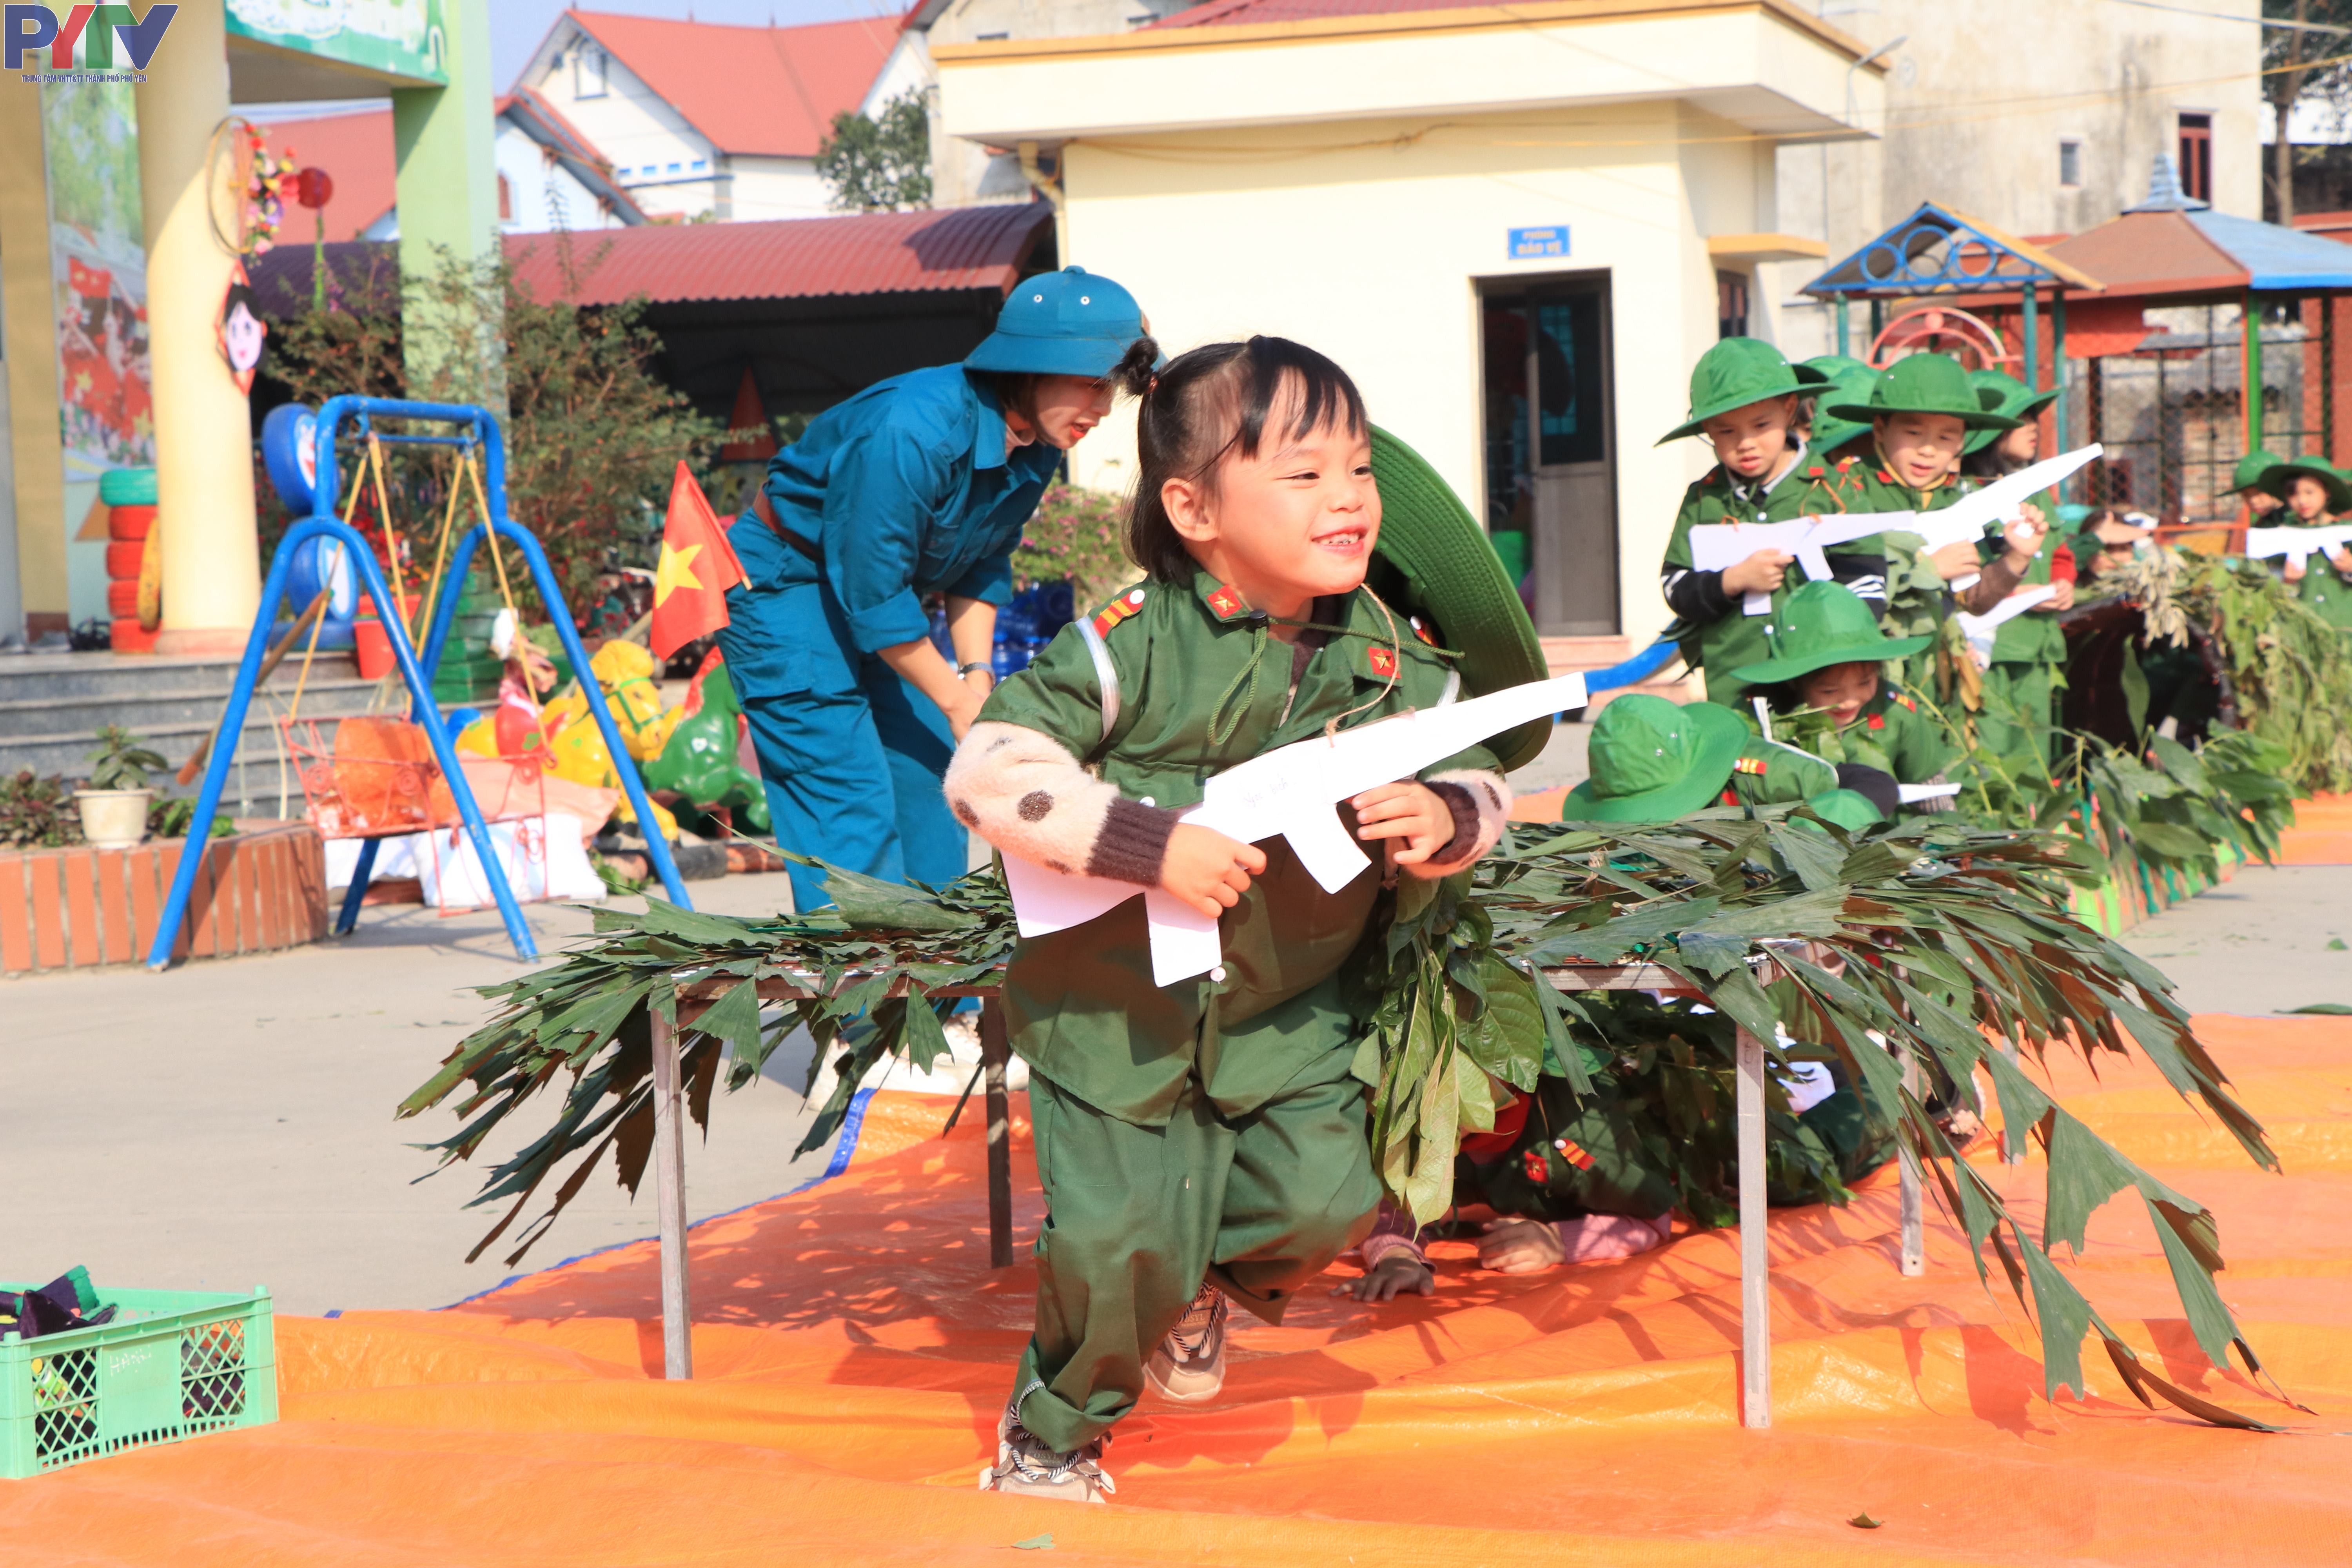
0;80;65;640
136;0;260;656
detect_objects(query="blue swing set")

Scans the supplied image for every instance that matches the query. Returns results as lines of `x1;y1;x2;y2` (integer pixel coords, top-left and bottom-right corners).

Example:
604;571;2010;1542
145;397;693;970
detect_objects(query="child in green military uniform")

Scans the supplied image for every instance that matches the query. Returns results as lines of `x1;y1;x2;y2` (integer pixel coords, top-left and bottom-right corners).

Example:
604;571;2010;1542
950;339;1531;1503
1734;581;1954;789
1344;696;1894;1303
1815;355;2053;691
1656;339;1883;711
2261;455;2352;632
2228;451;2284;521
1958;368;2076;777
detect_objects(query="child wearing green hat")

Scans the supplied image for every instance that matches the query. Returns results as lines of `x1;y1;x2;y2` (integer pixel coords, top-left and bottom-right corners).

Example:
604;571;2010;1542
1733;581;1955;789
951;337;1526;1503
1959;368;2075;776
1657;339;1886;711
1798;355;1879;465
2261;456;2352;631
2228;451;2284;521
1343;695;1895;1303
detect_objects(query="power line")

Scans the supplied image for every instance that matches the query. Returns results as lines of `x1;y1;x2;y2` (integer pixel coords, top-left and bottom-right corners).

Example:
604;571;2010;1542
2105;0;2349;34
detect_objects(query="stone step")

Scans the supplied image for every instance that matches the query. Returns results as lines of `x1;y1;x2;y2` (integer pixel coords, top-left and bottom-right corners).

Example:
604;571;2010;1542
0;677;388;745
0;649;360;702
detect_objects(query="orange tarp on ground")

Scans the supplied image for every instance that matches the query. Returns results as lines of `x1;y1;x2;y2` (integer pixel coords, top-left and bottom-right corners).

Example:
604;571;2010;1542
11;1020;2352;1564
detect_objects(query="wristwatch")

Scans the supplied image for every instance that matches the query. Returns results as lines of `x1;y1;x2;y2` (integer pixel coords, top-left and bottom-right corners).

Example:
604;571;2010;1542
956;662;995;681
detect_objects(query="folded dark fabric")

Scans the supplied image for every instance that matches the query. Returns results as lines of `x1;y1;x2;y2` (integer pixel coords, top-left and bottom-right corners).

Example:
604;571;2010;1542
1;1268;117;1340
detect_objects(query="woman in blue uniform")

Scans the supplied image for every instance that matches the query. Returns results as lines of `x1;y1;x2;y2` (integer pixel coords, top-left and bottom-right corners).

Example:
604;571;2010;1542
720;267;1157;911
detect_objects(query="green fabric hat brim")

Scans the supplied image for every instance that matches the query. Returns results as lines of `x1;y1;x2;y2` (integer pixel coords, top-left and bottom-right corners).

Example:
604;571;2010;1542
1804;370;1884;457
1821;396;2019;432
2260;459;2352;515
2226;452;2283;494
1801;788;1885;833
1962;387;2058;454
1560;701;1749;824
1729;630;1934;687
1368;426;1553;772
1656;363;1828;445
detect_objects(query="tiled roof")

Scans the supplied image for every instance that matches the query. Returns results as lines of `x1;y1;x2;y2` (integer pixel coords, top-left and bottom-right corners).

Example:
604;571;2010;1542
566;9;901;159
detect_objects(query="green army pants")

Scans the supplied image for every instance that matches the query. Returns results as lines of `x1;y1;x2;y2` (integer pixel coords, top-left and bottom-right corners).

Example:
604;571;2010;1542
1010;985;1383;1455
1975;661;2056;782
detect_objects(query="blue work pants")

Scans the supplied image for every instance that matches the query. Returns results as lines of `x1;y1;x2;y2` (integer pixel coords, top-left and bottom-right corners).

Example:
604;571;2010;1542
718;577;965;911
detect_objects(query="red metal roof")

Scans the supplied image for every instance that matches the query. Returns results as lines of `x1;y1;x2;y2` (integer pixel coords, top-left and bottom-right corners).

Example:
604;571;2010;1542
1153;0;1500;26
566;9;901;160
504;202;1053;305
257;109;398;243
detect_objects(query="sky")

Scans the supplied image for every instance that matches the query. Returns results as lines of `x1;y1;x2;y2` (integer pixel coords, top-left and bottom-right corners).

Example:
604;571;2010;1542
490;0;905;93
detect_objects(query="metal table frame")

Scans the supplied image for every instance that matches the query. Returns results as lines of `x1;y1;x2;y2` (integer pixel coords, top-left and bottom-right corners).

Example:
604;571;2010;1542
644;959;1926;1430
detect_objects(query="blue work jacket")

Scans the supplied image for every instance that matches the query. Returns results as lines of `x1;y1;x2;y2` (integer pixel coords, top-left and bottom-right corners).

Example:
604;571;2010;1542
735;364;1063;655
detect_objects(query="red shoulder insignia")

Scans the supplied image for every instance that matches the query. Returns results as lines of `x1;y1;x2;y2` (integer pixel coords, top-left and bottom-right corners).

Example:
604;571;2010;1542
1836;456;1857;472
1091;586;1148;637
1205;584;1249;621
1867;712;1887;731
1552;1137;1597;1172
1877;469;1895;483
1733;755;1767;776
1805;466;1825;478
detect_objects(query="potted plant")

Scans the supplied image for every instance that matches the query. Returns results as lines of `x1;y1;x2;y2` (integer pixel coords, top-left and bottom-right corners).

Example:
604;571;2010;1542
74;726;167;848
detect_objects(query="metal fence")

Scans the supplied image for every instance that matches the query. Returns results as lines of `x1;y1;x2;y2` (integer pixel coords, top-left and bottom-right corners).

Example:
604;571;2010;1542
2068;301;2335;524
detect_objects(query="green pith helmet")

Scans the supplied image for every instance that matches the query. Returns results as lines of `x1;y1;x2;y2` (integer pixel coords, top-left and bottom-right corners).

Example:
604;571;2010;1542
1367;426;1552;771
2259;454;2352;515
1802;354;1872;381
1728;580;1934;686
2226;450;2283;495
1804;367;1884;457
1561;695;1748;823
1656;338;1828;445
1962;368;2060;455
1802;788;1885;834
1821;352;2021;432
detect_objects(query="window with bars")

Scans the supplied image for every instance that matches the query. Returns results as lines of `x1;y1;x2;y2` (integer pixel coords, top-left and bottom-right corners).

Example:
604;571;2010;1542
1716;269;1750;340
2179;113;2212;203
575;45;607;99
2060;138;2083;188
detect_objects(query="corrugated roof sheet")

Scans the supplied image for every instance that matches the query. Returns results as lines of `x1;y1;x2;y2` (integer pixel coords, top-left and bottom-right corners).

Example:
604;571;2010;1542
568;8;900;159
248;204;1051;313
506;203;1050;305
2044;207;2352;301
2190;208;2352;292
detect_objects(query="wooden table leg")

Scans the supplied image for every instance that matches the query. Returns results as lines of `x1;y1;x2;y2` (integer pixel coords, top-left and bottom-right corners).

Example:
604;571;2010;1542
1734;1023;1770;1429
980;998;1014;1269
650;1001;693;1379
1899;1055;1925;1278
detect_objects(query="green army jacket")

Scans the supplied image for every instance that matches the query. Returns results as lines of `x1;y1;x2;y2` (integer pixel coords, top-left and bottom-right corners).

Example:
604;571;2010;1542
1661;449;1879;708
1809;686;1953;784
2290;523;2352;631
1721;737;1838;807
977;568;1499;1127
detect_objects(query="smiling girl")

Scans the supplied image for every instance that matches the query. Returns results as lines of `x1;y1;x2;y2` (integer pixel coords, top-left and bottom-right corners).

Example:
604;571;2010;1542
947;337;1516;1503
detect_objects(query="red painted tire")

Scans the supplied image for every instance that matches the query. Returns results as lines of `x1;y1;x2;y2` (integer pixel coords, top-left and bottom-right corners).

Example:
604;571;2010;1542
105;541;145;579
108;503;156;541
107;579;140;617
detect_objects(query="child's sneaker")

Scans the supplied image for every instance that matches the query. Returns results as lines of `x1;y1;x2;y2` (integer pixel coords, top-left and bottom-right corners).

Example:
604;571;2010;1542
978;1401;1115;1504
1145;1283;1228;1404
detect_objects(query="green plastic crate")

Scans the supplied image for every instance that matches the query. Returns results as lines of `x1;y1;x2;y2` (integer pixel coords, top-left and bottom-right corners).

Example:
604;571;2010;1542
1;1284;276;1479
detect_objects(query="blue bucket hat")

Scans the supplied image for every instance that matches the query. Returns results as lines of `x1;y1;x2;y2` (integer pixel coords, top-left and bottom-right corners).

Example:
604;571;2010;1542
965;266;1152;379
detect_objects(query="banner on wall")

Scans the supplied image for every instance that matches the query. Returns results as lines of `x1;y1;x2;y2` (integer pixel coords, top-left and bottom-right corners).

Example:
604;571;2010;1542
227;0;448;86
43;80;152;481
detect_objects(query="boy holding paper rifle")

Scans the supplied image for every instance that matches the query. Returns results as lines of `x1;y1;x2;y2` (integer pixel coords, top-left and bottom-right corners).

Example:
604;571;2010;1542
1960;369;2076;775
1656;339;1883;710
1734;581;1955;793
947;338;1534;1503
2258;456;2352;631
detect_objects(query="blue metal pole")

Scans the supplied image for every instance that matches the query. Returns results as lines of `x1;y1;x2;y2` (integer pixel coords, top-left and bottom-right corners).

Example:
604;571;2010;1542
477;412;692;907
335;838;381;935
145;536;299;969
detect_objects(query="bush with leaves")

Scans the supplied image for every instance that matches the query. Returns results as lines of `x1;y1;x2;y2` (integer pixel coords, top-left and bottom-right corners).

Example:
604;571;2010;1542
0;771;82;849
815;89;932;213
1012;483;1137;603
264;242;726;617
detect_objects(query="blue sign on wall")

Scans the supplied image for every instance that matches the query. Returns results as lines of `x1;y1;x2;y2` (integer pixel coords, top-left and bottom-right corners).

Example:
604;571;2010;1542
1508;225;1570;261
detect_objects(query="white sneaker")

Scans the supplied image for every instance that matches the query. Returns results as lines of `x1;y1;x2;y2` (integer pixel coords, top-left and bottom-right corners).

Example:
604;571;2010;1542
977;1401;1115;1504
1144;1283;1228;1405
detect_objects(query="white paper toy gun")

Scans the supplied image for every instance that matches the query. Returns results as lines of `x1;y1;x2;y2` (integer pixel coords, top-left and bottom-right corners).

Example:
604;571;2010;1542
1953;582;2059;670
1687;444;2105;612
2245;524;2352;571
1001;671;1588;987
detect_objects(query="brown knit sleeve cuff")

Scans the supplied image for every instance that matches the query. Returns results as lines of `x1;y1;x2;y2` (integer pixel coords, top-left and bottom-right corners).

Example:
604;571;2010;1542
1426;782;1483;866
1084;795;1184;887
1956;553;2022;613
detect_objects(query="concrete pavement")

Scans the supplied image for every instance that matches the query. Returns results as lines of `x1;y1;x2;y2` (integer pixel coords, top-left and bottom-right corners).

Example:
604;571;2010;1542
2118;861;2352;1017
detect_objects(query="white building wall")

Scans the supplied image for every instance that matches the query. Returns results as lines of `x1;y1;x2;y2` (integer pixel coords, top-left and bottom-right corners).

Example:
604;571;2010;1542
1055;100;1752;648
722;156;835;222
524;33;722;220
1763;0;2264;360
494;130;630;234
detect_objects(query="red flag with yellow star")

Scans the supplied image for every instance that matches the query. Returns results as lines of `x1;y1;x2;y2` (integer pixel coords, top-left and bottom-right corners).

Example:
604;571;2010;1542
649;461;748;661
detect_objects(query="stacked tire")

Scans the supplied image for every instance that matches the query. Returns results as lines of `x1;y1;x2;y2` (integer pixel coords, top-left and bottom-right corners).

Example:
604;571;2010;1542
101;467;160;653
